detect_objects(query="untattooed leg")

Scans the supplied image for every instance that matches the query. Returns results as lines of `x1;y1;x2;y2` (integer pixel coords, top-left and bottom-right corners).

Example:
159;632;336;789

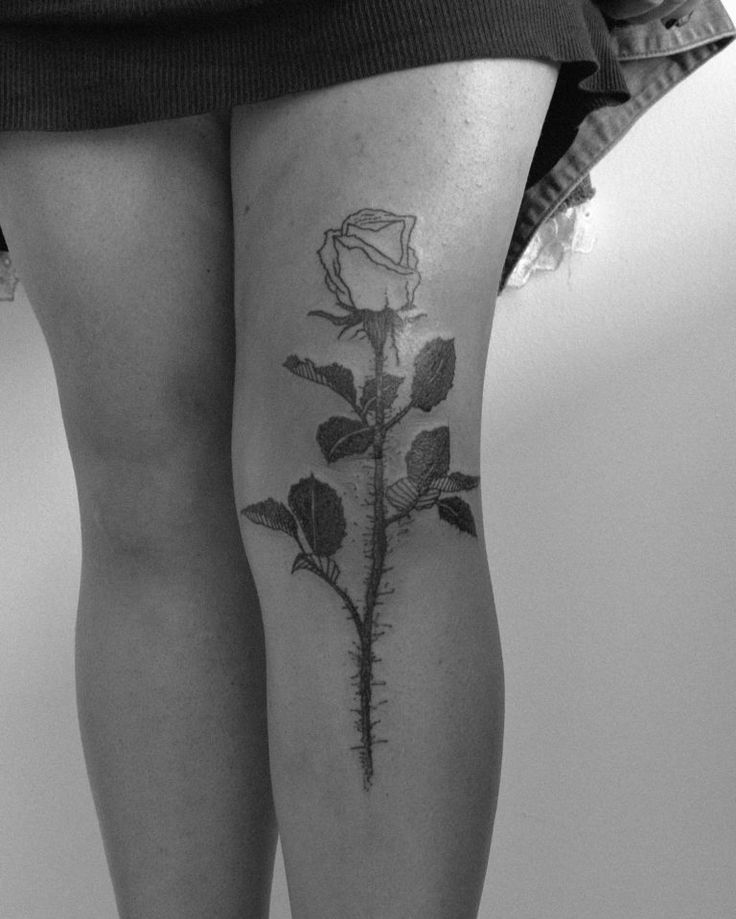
0;114;277;919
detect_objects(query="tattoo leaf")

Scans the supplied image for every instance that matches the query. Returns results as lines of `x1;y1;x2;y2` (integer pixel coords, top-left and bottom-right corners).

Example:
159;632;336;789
288;474;347;556
386;477;440;514
410;338;456;411
283;355;357;408
405;426;450;489
317;416;374;463
416;487;441;509
241;498;298;539
385;477;419;513
360;373;404;414
437;496;477;537
292;552;341;587
430;472;480;493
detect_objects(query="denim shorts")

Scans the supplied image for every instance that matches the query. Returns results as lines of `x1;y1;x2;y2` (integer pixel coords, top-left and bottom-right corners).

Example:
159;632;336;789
502;0;735;289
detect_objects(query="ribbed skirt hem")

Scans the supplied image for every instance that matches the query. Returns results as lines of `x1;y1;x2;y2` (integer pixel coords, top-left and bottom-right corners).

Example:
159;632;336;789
0;0;631;184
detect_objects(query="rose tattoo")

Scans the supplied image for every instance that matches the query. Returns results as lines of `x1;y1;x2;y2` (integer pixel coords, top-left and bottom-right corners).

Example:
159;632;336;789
242;209;479;789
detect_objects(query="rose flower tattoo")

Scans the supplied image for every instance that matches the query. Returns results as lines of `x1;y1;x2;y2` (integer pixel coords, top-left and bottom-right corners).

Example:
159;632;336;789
241;209;480;789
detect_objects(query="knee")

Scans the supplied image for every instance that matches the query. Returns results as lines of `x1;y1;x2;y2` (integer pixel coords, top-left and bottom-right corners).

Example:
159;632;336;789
75;429;235;563
60;358;238;561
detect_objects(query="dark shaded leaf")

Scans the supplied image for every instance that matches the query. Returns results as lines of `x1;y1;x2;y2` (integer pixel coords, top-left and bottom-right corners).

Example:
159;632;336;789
410;338;456;411
317;416;374;463
283;356;357;407
360;374;404;414
437;496;477;537
288;474;347;556
430;472;480;493
405;427;450;489
241;498;297;538
319;365;356;406
291;553;341;587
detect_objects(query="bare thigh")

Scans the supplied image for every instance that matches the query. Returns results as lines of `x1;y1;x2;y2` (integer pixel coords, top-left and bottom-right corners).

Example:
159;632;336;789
229;58;558;596
0;113;236;542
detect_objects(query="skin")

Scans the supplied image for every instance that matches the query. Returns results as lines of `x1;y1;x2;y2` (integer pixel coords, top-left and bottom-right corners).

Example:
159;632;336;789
230;60;558;918
0;114;277;919
1;57;557;918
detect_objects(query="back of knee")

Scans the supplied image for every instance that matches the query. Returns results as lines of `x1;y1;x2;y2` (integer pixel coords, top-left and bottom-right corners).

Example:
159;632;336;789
75;436;234;564
64;364;236;562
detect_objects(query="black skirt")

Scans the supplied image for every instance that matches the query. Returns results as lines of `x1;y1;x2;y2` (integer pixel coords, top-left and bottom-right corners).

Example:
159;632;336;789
0;0;632;251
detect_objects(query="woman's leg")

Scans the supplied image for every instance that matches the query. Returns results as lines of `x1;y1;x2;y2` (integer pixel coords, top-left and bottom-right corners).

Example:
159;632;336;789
0;114;276;919
230;59;558;918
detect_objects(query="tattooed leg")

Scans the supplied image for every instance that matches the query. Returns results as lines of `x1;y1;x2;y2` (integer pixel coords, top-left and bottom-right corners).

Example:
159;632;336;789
231;59;559;919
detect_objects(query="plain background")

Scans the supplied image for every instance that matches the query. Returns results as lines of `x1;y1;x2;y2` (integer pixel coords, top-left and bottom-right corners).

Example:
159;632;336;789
2;9;735;916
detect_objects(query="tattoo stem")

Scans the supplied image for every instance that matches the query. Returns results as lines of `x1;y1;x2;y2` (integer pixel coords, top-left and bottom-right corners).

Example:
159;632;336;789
293;532;363;633
383;402;413;433
357;318;390;787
